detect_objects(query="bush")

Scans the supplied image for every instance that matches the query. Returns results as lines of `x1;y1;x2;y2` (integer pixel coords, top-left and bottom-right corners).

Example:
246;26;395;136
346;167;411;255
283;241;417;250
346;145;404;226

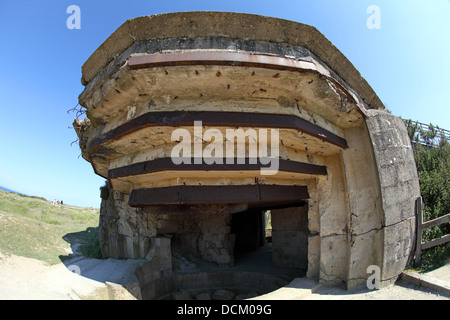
404;120;450;269
78;228;102;259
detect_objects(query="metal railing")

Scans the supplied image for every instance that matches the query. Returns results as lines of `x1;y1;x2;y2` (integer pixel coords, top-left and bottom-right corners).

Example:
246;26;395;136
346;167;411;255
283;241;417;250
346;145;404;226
403;119;450;148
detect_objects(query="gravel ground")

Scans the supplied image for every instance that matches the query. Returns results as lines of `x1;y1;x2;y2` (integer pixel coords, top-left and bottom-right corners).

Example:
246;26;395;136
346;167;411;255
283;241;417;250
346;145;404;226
302;279;450;300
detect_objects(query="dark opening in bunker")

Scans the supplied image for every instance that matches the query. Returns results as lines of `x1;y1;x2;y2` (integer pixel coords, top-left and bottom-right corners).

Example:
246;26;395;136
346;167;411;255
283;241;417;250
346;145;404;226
230;202;309;273
231;208;266;257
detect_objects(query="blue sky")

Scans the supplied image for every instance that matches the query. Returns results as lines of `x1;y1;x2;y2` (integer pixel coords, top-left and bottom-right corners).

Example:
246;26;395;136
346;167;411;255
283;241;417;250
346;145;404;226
0;0;449;208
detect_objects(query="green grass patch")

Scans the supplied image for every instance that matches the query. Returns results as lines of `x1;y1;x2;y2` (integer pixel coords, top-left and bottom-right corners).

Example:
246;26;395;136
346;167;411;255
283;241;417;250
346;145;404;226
415;243;450;273
0;190;100;265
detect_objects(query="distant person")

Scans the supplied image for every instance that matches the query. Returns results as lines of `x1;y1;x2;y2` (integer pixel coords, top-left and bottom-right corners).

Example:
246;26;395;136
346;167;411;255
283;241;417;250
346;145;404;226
61;200;63;205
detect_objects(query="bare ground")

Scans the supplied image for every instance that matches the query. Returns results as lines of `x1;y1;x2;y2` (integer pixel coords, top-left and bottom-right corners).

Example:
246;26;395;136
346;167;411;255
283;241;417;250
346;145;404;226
1;250;449;300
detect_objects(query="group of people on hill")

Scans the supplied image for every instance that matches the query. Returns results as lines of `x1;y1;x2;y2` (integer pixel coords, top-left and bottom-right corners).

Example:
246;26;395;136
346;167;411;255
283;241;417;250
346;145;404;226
51;199;63;206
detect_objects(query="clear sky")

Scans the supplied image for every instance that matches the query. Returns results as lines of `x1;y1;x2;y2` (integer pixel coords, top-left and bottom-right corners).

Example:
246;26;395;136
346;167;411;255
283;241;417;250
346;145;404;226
0;0;449;208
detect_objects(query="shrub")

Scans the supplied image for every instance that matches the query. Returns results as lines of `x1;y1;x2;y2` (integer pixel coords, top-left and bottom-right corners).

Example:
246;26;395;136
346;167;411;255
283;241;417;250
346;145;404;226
404;120;450;269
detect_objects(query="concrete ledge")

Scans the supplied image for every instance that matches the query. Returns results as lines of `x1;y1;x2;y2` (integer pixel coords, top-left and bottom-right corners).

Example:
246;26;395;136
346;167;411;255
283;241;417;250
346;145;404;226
401;271;450;295
250;278;323;300
105;281;141;300
81;11;384;110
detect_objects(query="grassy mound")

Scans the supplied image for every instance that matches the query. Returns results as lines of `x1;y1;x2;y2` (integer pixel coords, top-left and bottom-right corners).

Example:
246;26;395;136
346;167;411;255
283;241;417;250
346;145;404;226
0;190;100;265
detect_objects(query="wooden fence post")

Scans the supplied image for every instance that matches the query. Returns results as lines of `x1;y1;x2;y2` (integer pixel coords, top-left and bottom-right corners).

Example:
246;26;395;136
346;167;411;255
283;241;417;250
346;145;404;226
414;197;423;266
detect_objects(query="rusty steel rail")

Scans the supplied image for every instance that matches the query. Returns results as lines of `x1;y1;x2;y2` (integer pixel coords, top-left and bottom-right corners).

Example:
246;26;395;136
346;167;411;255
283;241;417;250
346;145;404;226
108;157;327;179
87;111;348;152
129;184;309;208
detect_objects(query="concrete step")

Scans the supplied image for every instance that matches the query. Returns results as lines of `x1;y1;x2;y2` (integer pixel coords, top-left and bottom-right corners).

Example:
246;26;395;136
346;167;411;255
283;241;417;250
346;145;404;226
62;257;145;300
402;270;450;295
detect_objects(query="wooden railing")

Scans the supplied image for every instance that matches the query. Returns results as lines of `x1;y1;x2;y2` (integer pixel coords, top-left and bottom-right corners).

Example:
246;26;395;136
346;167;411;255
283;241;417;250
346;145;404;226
414;197;450;265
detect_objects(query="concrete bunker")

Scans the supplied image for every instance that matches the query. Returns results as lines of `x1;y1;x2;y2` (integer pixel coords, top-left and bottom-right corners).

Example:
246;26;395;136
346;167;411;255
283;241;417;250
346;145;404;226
74;12;421;298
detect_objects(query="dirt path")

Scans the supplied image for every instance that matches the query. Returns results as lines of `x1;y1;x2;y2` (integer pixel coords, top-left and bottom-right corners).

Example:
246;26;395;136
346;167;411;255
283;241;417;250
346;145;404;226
0;252;104;299
0;251;143;300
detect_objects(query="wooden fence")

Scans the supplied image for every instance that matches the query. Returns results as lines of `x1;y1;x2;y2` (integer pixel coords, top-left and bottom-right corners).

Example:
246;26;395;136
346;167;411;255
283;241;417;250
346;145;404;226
414;197;450;265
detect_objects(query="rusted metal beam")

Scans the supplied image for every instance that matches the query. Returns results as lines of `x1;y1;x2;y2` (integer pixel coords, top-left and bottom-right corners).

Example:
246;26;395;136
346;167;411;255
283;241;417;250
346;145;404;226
128;185;309;207
128;51;318;73
87;111;348;151
108;157;327;179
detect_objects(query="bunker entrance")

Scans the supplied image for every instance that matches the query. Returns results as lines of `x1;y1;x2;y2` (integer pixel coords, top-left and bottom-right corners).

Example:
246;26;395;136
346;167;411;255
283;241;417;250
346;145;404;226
137;201;309;300
230;202;309;274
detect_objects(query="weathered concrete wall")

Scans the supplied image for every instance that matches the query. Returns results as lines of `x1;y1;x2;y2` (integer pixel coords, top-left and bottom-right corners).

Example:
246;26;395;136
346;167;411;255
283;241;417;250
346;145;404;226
331;109;420;289
165;213;234;265
271;206;308;270
316;154;351;285
99;184;152;259
366;110;420;286
342;121;385;288
100;184;234;264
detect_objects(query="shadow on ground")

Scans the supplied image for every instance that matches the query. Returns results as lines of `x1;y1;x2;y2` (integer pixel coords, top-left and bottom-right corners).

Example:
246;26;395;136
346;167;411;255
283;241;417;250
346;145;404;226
59;227;102;263
52;227;145;297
